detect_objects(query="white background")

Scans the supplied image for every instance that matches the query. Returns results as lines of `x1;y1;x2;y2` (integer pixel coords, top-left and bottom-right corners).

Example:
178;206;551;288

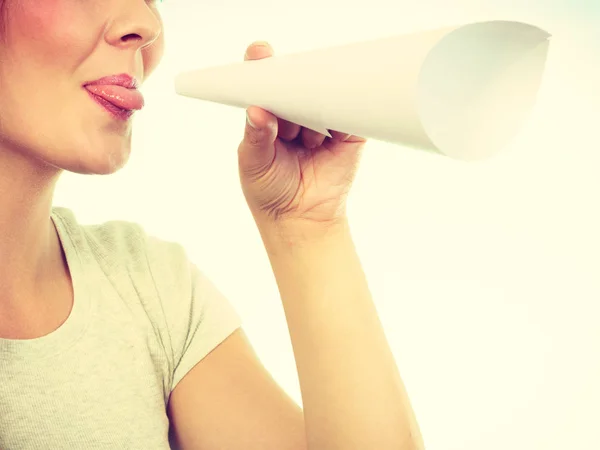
54;1;600;449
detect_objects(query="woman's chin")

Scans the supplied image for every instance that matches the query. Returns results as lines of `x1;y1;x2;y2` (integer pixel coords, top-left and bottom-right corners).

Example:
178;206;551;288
57;142;132;176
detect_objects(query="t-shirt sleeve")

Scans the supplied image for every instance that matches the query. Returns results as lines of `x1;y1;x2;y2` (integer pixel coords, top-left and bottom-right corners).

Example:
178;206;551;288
145;235;243;393
172;261;243;391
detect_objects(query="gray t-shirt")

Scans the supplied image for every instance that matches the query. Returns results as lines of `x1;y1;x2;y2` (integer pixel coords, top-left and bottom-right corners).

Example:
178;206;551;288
0;207;242;449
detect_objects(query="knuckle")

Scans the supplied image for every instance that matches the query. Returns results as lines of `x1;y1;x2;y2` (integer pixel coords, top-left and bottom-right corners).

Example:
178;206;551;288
244;129;262;147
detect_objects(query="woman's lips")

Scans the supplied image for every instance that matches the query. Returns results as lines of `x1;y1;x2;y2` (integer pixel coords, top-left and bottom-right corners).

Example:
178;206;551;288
84;84;145;111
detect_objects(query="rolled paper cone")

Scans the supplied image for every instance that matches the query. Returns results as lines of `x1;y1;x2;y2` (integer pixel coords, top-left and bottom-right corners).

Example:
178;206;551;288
174;20;551;161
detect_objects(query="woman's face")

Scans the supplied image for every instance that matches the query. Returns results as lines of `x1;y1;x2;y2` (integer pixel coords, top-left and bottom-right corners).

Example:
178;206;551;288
0;0;164;175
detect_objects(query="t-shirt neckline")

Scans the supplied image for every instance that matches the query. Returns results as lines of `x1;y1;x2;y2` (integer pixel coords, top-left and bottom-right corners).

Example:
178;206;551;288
0;208;93;360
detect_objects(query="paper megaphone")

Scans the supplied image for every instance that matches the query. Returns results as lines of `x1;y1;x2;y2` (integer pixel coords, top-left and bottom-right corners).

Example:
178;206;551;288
174;20;551;161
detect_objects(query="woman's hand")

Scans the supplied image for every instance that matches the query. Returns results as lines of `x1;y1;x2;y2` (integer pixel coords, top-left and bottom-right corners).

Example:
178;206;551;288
237;41;367;234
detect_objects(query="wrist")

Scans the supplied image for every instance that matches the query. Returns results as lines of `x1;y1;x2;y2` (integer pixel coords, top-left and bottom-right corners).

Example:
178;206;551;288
255;215;351;252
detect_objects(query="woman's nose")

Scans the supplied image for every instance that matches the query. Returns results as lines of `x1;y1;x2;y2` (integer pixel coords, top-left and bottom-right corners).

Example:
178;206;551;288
104;1;162;51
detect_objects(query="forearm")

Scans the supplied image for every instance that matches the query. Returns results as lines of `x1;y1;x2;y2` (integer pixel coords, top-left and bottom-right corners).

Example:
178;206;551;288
257;219;424;450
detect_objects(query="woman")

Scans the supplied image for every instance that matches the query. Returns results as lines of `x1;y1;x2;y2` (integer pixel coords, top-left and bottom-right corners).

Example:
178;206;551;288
0;1;423;449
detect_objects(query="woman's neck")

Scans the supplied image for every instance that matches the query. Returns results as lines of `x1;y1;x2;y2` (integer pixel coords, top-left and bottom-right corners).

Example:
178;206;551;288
0;145;62;309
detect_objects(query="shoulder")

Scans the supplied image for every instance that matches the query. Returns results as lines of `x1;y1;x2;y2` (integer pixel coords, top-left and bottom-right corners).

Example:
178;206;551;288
52;206;192;289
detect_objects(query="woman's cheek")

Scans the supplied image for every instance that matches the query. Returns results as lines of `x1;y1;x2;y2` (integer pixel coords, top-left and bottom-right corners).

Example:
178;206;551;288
10;0;89;55
13;0;73;35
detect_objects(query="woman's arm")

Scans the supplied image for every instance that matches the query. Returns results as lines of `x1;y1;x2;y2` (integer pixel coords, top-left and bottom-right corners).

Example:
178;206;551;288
259;219;424;450
167;219;423;450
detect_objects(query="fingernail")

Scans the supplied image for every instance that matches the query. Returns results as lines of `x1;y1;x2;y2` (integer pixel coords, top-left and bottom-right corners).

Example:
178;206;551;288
246;111;257;129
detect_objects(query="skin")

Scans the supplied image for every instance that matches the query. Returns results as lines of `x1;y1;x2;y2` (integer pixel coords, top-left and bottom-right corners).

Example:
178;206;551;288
0;0;164;175
0;0;163;333
0;2;422;449
0;1;310;448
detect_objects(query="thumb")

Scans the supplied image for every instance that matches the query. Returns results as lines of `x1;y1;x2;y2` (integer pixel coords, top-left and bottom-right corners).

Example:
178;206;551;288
238;106;278;174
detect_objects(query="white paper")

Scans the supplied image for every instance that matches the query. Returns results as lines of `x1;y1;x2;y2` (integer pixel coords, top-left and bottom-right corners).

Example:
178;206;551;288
174;20;551;161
